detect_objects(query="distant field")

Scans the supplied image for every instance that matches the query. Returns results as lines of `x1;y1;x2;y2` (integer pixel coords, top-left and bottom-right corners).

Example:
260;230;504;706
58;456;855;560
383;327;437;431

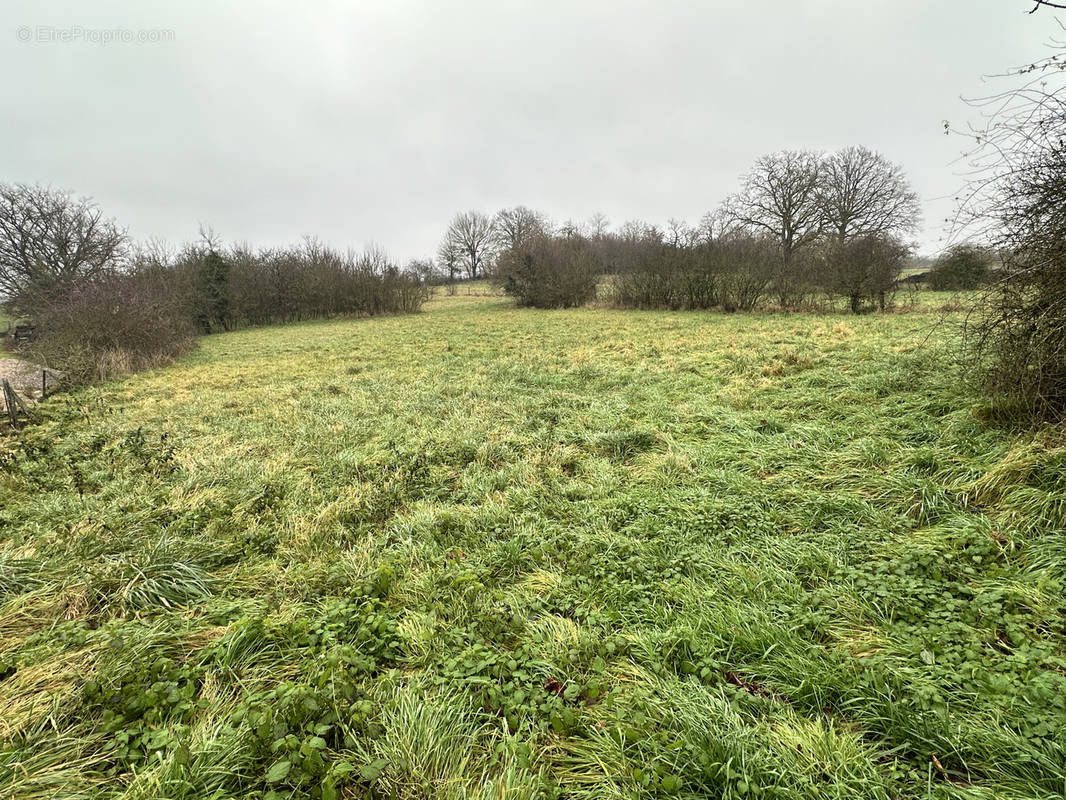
0;309;30;338
2;293;1064;799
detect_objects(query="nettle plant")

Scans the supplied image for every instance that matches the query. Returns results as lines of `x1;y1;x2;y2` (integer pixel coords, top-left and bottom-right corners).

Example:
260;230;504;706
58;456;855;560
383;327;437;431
234;674;386;798
81;578;406;796
85;655;204;773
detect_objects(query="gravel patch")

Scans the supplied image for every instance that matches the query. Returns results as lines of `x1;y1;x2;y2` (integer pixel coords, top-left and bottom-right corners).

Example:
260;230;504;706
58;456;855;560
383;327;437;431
0;357;63;410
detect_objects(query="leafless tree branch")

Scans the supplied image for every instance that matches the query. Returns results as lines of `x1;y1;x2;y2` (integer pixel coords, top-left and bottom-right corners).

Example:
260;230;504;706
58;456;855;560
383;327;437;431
1029;0;1066;14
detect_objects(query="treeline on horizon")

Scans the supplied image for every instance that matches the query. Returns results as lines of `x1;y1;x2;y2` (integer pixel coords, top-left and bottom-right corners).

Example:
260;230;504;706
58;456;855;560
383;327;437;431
0;145;997;385
436;146;995;312
0;183;430;381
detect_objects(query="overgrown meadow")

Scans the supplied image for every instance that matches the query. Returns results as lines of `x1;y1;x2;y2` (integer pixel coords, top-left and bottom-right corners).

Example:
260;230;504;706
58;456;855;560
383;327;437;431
2;290;1065;799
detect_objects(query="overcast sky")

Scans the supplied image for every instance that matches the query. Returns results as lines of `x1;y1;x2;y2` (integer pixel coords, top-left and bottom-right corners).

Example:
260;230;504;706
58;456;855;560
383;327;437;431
1;1;1060;260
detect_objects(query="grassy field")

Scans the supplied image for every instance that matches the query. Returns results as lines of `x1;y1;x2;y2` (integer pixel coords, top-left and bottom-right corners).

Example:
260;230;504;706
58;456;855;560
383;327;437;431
1;291;1065;799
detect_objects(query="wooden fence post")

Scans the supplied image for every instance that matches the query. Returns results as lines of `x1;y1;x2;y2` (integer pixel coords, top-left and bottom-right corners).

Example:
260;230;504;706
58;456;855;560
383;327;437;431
2;379;33;429
3;379;18;428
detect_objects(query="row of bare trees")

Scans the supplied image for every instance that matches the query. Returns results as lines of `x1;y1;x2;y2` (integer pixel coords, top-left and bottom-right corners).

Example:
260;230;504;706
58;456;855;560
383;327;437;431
483;217;912;313
162;236;429;332
439;146;922;311
437;207;549;282
724;146;919;264
0;184;429;381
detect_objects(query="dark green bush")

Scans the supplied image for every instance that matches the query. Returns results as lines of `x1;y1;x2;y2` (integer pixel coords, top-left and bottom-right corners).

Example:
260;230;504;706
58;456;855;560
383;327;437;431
929;243;992;290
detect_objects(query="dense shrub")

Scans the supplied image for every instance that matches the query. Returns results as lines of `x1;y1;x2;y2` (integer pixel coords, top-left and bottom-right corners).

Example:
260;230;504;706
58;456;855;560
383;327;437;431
604;230;912;314
929;244;992;290
960;45;1066;422
766;247;823;309
610;244;690;309
19;238;429;386
495;235;600;308
970;156;1066;420
25;268;197;382
713;235;780;311
612;234;778;311
381;265;433;314
821;234;910;313
177;241;430;328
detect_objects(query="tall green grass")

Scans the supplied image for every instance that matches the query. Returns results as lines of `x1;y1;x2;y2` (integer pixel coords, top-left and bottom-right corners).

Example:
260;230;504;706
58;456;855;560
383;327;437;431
1;292;1064;799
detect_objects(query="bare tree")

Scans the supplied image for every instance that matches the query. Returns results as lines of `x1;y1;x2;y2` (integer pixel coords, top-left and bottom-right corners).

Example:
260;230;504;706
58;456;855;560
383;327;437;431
436;236;462;291
0;183;127;303
356;242;394;274
694;211;720;245
665;218;697;248
559;219;582;238
817;146;920;240
441;211;496;280
406;257;440;284
617;219;662;244
724;150;822;263
129;237;176;272
494;206;549;250
586;212;610;239
198;224;224;253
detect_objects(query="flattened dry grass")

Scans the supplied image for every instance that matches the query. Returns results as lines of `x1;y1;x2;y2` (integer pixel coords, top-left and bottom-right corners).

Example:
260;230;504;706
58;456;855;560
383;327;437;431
1;290;1065;799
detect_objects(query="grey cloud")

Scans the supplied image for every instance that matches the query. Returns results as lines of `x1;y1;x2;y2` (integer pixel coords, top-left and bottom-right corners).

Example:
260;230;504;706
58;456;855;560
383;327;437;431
0;0;1055;259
